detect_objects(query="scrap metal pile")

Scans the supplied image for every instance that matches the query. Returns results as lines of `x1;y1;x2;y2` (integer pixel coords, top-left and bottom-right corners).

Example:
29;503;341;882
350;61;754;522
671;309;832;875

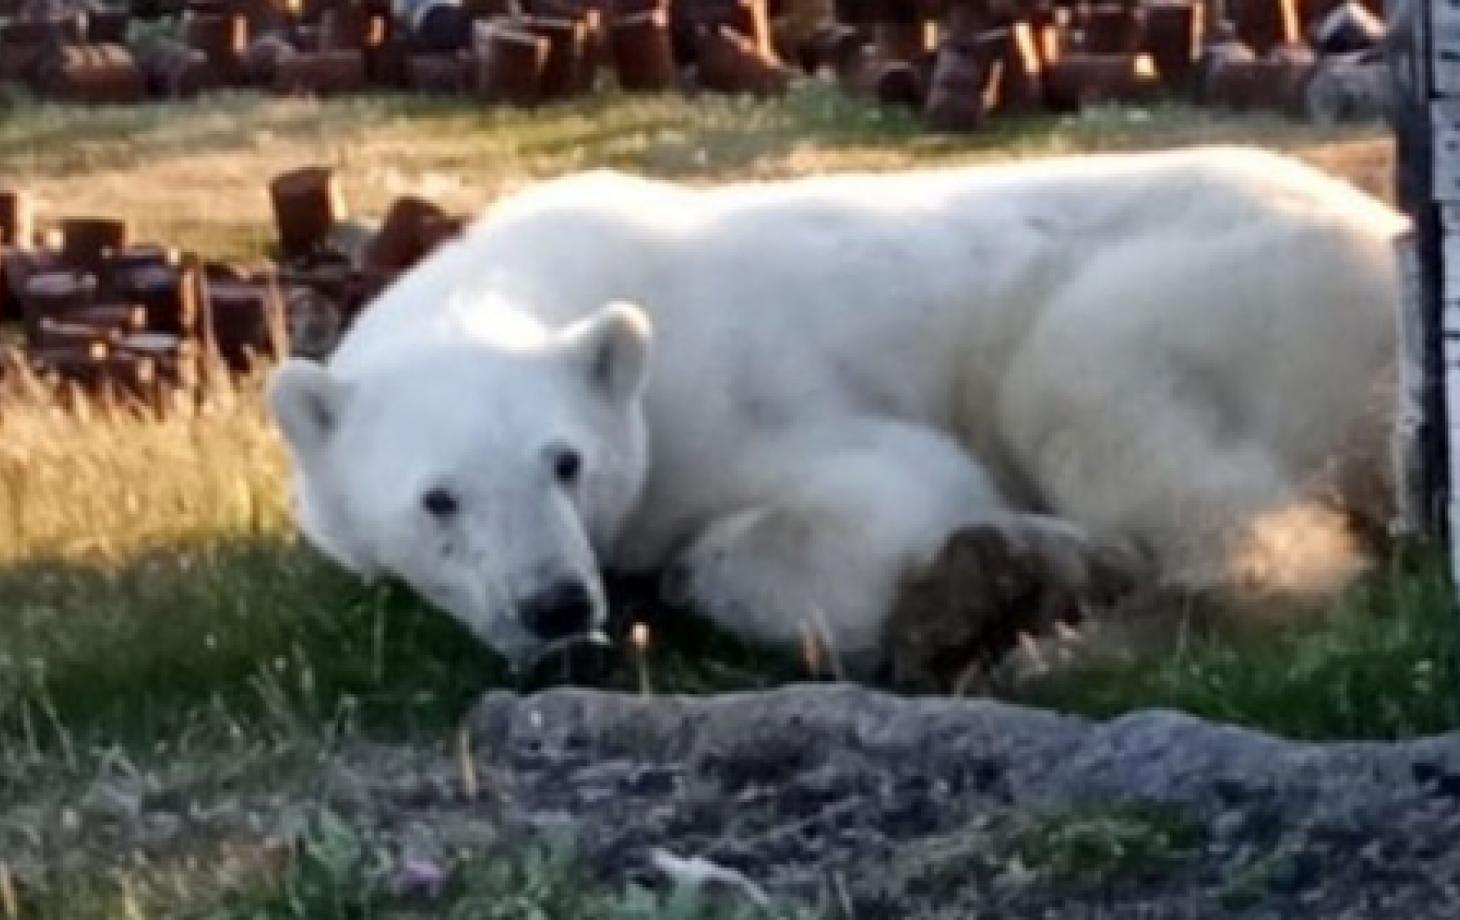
0;0;1389;123
819;0;1390;129
0;0;800;103
0;170;463;406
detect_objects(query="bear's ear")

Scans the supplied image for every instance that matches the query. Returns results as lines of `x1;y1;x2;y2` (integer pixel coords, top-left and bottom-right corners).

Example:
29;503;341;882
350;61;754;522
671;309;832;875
268;359;347;458
559;301;653;404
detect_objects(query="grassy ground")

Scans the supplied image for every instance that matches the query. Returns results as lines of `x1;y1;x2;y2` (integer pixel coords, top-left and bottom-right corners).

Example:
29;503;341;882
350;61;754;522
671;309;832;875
0;83;1392;260
0;84;1447;916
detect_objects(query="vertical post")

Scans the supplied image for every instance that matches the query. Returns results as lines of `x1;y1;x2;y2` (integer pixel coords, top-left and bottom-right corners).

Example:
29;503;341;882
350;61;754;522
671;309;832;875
1390;0;1453;558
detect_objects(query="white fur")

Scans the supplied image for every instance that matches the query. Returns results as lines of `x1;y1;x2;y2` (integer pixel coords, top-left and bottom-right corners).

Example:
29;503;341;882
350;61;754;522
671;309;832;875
270;146;1405;670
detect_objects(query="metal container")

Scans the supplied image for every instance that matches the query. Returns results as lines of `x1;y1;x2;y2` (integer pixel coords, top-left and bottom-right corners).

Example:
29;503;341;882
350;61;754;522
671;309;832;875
924;33;995;133
1143;0;1201;90
0;190;32;248
272;48;369;94
407;49;473;90
22;270;98;345
1042;50;1160;110
269;166;347;261
475;22;550;104
61;217;130;275
49;44;147;103
611;6;676;91
183;10;250;80
696;24;787;96
526;15;587;99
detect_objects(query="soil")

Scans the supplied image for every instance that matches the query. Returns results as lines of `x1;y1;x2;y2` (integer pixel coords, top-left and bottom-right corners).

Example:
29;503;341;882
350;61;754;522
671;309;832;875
17;685;1459;917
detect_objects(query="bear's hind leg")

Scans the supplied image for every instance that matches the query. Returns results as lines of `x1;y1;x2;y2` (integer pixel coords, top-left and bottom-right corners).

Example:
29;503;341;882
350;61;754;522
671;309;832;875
1008;380;1368;599
660;419;1121;675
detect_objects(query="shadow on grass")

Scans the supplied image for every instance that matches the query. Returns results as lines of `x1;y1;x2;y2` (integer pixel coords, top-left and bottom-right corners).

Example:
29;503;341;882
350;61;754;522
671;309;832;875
3;524;1453;753
0;535;500;743
0;534;807;750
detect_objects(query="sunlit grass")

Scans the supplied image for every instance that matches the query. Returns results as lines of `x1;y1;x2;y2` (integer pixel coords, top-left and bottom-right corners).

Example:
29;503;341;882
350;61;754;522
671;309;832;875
0;366;286;563
0;84;1390;261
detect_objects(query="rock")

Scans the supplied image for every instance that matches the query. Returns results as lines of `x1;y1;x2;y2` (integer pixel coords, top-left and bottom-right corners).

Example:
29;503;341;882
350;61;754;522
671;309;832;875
441;685;1460;915
9;683;1460;917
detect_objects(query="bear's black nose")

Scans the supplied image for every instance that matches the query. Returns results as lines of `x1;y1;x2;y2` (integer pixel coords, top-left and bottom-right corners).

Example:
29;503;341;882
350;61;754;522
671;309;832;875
520;579;594;641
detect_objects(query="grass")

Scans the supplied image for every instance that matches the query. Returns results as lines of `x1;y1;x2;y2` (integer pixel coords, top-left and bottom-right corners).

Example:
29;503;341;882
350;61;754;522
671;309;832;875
1013;803;1205;886
22;807;818;919
0;85;1442;914
0;83;1390;262
870;800;1205;911
1014;548;1460;740
202;816;812;920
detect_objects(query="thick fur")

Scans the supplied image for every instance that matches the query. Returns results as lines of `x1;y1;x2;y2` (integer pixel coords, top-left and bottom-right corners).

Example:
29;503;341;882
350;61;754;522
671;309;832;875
269;147;1406;671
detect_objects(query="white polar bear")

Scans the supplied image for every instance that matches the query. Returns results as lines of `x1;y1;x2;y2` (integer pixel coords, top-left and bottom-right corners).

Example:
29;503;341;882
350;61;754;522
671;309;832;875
268;146;1405;673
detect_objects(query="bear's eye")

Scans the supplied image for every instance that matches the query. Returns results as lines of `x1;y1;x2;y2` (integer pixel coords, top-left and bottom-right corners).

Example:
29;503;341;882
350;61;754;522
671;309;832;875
552;448;582;487
422;487;459;519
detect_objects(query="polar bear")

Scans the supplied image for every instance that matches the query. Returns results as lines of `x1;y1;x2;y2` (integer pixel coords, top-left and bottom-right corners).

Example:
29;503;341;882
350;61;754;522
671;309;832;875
268;146;1405;673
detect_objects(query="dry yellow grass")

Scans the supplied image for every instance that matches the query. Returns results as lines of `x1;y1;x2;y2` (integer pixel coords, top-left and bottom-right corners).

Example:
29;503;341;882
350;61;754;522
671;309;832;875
0;88;1393;261
0;358;287;565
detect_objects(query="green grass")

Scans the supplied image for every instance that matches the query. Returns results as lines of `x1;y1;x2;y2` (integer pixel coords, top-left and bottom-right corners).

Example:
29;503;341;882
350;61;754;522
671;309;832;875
870;800;1204;910
1012;548;1460;741
1013;802;1205;886
1;531;805;749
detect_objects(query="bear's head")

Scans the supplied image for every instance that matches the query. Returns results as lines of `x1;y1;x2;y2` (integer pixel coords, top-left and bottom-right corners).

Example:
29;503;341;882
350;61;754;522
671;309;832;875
267;302;653;671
